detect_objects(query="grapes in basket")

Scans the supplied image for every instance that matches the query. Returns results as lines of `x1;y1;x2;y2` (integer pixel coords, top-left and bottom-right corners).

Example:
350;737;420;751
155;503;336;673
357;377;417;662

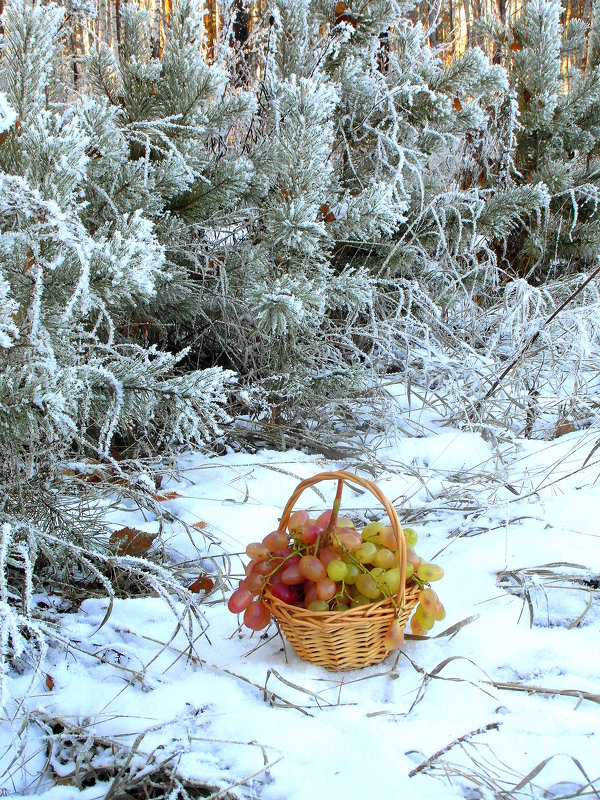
228;505;445;643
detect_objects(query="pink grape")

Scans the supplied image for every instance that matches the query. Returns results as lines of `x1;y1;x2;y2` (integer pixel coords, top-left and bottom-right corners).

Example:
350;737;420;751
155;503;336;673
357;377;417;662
243;600;271;630
410;614;427;636
316;577;337;601
288;510;309;532
281;563;304;585
318;546;339;569
419;587;441;616
245;572;266;594
246;542;270;560
299;555;326;582
228;587;253;614
406;546;421;571
332;528;362;550
303;581;318;605
384;619;405;649
299;523;321;545
315;509;332;528
262;530;289;552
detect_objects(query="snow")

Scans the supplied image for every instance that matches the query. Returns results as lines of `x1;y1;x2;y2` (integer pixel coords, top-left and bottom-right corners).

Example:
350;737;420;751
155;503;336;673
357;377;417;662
1;396;599;800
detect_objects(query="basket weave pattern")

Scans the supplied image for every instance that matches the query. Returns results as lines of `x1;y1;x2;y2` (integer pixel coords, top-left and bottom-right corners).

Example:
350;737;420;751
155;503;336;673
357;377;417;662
263;470;421;670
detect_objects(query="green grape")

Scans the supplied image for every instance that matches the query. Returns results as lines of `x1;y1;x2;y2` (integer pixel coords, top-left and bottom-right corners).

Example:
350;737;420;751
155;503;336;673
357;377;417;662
415;603;435;631
307;600;329;612
344;563;360;585
403;527;418;547
350;593;372;607
330;602;349;612
355;573;381;600
327;560;348;582
356;541;377;564
417;563;444;582
372;547;395;569
405;562;414;580
381;567;400;595
361;521;385;542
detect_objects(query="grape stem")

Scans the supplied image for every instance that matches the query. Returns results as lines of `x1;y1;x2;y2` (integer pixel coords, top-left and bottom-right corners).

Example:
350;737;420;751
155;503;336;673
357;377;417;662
324;478;344;537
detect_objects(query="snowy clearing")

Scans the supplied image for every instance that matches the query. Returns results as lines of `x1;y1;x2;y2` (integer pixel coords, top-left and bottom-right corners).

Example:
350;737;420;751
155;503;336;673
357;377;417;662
2;393;599;800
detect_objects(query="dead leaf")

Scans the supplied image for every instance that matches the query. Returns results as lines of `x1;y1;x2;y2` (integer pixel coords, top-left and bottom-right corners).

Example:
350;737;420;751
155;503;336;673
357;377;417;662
45;674;55;691
511;38;523;51
192;521;207;529
152;490;181;501
188;575;215;594
453;97;462;112
109;527;156;557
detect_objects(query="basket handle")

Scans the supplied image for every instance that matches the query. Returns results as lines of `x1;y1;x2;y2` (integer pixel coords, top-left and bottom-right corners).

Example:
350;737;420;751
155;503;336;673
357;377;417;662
277;470;408;610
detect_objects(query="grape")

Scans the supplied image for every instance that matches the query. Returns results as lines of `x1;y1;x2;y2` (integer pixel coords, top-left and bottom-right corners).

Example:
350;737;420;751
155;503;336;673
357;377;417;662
299;555;326;581
250;559;271;576
270;582;297;603
414;603;435;630
327;560;349;582
307;600;329;612
381;567;400;595
336;516;355;529
288;510;309;532
262;530;290;552
372;547;395;569
355;573;380;600
355;541;377;564
361;521;386;541
246;542;270;560
315;509;332;528
331;602;349;612
405;562;414;580
318;546;339;569
332;528;362;550
350;593;371;607
433;602;446;621
344;563;360;585
417;563;444;582
377;526;397;550
403;527;418;547
419;587;441;616
406;546;421;571
281;563;305;585
316;577;337;601
243;600;271;630
303;581;318;606
410;614;427;636
228;587;253;614
299;523;321;545
245;572;266;594
384;619;405;649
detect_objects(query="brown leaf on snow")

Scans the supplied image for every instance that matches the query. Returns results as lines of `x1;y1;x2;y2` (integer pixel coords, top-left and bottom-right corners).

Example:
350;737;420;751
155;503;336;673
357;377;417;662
192;521;208;529
109;527;156;557
152;490;182;501
45;674;55;691
188;575;215;594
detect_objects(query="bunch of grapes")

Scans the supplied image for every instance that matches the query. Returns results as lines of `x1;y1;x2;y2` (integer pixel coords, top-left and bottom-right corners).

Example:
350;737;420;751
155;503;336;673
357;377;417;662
228;507;445;645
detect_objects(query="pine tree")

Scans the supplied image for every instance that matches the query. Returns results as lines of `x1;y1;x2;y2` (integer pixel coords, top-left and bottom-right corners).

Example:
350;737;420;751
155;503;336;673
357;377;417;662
0;0;236;687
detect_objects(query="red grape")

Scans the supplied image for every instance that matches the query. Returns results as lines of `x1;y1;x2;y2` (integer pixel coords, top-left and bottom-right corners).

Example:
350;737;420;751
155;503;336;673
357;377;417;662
243;600;271;630
262;530;289;552
228;587;253;614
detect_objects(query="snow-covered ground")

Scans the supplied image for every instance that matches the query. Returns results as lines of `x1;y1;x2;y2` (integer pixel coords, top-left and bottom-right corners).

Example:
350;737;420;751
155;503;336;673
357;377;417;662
2;391;599;800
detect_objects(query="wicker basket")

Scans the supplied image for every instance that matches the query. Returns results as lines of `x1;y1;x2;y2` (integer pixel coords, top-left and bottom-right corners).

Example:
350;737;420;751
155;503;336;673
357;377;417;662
262;469;421;670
